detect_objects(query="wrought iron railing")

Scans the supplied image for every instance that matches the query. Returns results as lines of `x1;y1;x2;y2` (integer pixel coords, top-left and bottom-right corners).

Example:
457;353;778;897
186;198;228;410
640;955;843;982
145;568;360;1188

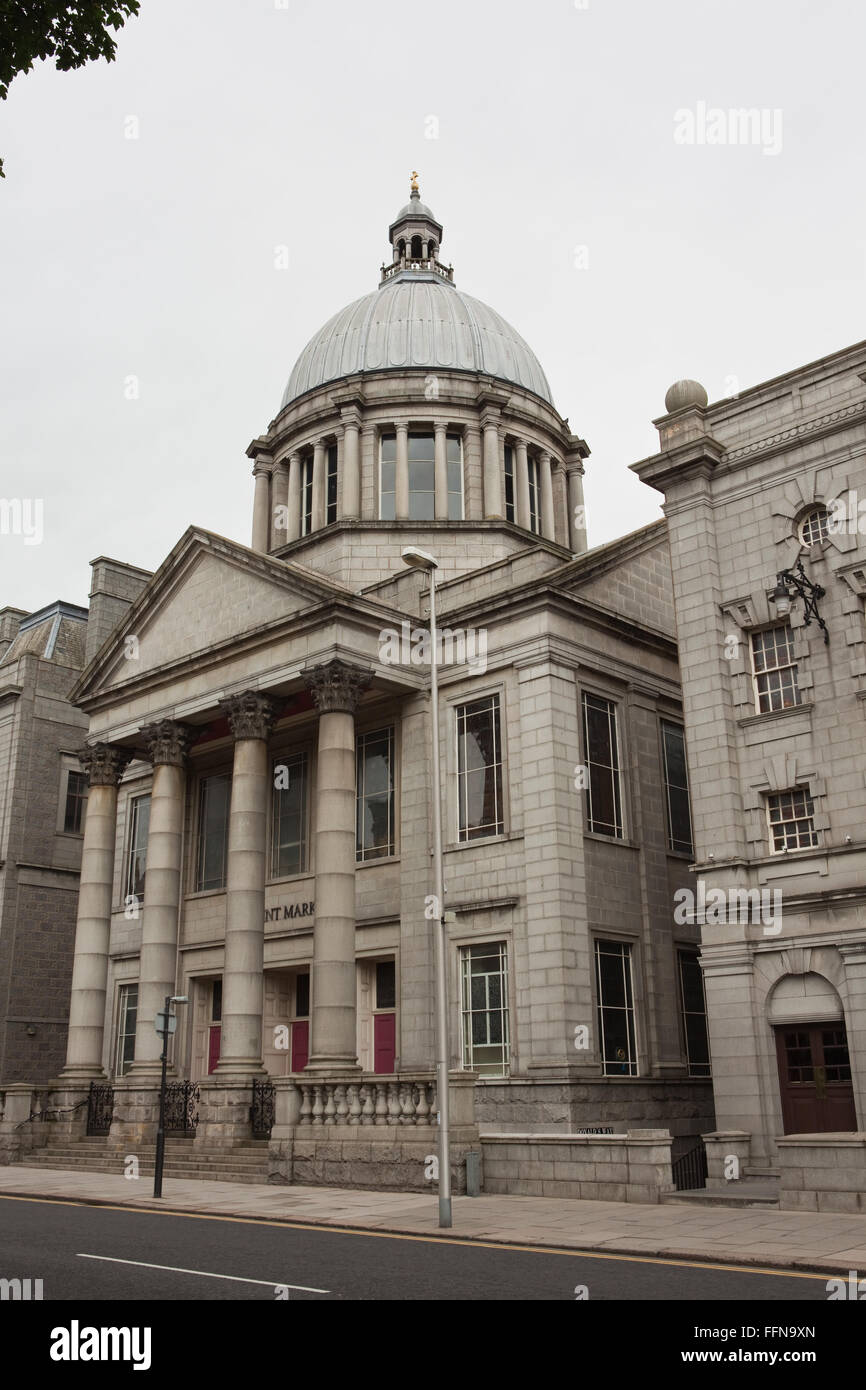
251;1080;275;1139
672;1139;708;1191
164;1081;199;1136
86;1084;114;1136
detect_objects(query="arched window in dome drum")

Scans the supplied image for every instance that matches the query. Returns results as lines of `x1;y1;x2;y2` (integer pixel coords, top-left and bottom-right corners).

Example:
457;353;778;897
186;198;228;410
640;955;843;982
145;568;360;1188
301;455;314;536
411;235;423;259
447;434;464;520
326;445;338;525
504;445;515;523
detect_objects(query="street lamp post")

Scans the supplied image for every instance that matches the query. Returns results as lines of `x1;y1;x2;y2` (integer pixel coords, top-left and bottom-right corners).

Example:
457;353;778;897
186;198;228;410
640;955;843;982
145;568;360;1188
153;994;188;1199
401;546;452;1228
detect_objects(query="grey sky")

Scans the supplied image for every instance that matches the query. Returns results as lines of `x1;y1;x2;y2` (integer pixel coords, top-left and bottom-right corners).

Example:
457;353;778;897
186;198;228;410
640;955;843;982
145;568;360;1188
2;0;864;611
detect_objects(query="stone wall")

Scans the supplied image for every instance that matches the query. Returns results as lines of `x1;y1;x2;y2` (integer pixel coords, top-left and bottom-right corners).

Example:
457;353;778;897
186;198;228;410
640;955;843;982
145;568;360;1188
777;1133;866;1213
475;1078;714;1140
481;1129;674;1202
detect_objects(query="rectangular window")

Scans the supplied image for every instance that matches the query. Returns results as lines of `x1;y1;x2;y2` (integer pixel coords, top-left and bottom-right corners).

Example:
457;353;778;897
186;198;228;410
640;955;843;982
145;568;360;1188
457;694;504;841
295;972;310;1018
211;979;222;1023
767;788;818;853
380;434;396;520
115;984;138;1077
504;444;515;523
326;444;338;525
376;960;396;1010
125;794;151;906
582;692;623;838
751;626;801;714
595;939;638;1076
678;952;711;1077
63;770;88;834
527;455;541;534
356;728;395;861
301;455;314;536
447;434;464;521
661;722;693;856
271;752;308;878
460;941;509;1077
408;432;435;521
195;773;232;891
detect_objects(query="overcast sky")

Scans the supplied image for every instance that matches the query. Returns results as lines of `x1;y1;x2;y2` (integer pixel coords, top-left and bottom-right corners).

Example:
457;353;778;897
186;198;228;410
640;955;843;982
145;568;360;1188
2;0;865;612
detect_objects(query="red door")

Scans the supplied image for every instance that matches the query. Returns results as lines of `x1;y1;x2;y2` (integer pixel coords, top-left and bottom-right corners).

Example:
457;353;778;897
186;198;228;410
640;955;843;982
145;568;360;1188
207;1025;221;1075
373;1013;396;1074
291;1020;309;1073
775;1024;858;1133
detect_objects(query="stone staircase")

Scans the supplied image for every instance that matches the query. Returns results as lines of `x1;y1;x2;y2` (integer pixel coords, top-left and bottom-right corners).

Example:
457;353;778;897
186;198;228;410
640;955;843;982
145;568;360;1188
663;1177;780;1209
21;1136;271;1185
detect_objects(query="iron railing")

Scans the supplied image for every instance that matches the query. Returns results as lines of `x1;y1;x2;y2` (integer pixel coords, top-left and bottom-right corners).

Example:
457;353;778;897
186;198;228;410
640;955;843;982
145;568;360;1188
672;1139;708;1191
86;1084;114;1136
251;1080;275;1139
164;1081;199;1136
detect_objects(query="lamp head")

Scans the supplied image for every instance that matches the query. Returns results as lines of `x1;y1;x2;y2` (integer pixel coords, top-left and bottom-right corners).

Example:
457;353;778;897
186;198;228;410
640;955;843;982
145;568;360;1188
401;546;438;571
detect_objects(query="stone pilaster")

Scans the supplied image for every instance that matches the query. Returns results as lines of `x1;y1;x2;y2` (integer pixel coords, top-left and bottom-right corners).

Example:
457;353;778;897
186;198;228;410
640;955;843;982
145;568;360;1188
305;660;372;1069
60;742;133;1079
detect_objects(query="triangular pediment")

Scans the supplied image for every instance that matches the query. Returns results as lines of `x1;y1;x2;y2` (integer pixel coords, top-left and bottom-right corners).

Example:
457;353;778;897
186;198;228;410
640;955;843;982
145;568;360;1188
74;528;355;702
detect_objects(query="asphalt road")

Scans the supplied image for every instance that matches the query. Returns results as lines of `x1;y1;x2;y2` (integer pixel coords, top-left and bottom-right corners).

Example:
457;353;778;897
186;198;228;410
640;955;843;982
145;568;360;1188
0;1195;833;1302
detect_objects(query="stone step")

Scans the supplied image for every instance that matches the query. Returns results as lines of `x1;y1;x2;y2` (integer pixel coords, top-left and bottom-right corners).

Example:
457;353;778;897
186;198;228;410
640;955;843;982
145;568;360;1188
27;1157;270;1185
663;1188;779;1208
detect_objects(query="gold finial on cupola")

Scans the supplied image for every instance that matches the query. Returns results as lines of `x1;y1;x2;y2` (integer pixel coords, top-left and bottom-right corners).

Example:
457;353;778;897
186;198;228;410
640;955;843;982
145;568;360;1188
410;170;420;193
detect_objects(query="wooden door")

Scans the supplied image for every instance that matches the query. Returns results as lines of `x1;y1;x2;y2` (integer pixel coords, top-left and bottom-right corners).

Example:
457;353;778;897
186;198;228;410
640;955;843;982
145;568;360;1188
291;1020;309;1073
207;1024;221;1075
373;1013;396;1074
775;1023;858;1133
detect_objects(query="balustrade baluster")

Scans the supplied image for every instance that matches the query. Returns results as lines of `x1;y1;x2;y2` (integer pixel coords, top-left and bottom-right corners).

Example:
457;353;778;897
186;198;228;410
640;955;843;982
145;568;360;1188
416;1081;430;1125
312;1084;324;1126
374;1083;388;1126
387;1082;401;1125
348;1084;361;1126
299;1084;313;1126
399;1082;415;1124
335;1084;349;1124
323;1086;337;1125
361;1084;375;1125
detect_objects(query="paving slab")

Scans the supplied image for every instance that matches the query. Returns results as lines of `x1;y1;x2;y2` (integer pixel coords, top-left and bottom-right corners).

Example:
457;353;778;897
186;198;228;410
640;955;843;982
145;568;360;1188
0;1166;864;1274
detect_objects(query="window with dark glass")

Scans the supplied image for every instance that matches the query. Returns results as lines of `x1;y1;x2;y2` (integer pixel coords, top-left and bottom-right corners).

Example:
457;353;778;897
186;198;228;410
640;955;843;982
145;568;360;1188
582;692;623;838
356;728;395;861
380;435;396;520
125;794;151;904
595;939;638;1076
115;984;138;1076
196;773;232;891
295;972;310;1018
457;694;504;841
301;455;314;535
271;752;308;878
376;960;396;1009
460;941;509;1076
211;979;222;1022
63;770;88;834
661;722;693;856
326;444;338;525
678;952;711;1077
504;444;515;523
408;433;435;520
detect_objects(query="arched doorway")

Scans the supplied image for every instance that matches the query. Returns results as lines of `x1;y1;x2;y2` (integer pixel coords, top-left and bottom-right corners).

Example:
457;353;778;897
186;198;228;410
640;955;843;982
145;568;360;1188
769;973;857;1132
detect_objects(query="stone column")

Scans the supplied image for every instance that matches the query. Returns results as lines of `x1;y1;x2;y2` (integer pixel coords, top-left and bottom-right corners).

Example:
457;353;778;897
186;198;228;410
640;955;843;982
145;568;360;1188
540;450;555;540
271;459;290;550
129;720;190;1076
568;463;588;555
395;422;410;520
61;743;132;1079
287;453;302;542
251;458;272;553
311;441;327;532
215;691;277;1076
361;427;377;519
434;422;449;519
341;409;362;520
515;440;531;531
306;660;372;1070
481;410;504;518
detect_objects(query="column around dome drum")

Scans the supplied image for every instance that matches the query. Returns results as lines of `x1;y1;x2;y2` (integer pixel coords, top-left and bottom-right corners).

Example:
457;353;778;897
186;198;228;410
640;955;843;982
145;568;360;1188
395;422;409;520
251;458;272;553
539;451;555;541
568;463;588;555
287;453;302;541
341;411;362;520
312;442;327;531
434;422;448;519
271;460;290;550
481;410;504;519
515;440;531;531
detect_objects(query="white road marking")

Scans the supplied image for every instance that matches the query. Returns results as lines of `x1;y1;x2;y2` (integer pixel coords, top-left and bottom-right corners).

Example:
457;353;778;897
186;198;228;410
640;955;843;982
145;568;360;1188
76;1253;329;1293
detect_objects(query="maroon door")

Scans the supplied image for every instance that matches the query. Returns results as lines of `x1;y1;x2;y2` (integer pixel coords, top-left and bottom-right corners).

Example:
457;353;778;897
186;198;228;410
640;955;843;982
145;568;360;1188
775;1023;858;1133
207;1025;221;1075
291;1020;309;1073
373;1013;396;1074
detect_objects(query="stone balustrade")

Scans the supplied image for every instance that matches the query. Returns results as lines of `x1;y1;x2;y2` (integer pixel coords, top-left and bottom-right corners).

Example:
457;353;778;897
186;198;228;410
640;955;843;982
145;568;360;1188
295;1075;437;1128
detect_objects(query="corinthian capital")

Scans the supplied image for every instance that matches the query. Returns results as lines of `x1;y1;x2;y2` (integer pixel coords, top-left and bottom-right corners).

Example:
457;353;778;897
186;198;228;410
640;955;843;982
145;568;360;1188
140;719;192;767
79;742;134;787
305;660;372;714
220;691;277;741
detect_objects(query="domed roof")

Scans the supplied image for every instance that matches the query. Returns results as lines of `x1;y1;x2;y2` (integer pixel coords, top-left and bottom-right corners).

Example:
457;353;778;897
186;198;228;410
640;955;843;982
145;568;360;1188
282;275;553;409
280;181;554;411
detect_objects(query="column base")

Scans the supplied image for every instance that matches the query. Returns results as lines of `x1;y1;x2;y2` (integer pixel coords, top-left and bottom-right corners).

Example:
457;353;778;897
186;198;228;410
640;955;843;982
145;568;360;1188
195;1075;260;1148
106;1079;162;1152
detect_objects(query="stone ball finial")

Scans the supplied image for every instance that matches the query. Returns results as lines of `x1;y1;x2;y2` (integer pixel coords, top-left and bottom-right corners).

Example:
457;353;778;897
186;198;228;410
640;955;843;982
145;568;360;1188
664;379;709;413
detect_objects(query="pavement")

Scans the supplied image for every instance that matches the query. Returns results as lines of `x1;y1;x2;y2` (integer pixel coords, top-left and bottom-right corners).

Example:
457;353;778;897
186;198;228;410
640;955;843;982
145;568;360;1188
2;1166;865;1275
